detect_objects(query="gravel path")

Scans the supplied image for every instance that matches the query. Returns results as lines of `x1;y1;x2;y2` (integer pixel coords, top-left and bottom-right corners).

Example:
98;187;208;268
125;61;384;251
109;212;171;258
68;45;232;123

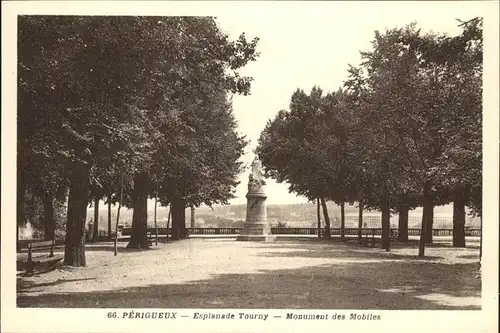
17;238;481;309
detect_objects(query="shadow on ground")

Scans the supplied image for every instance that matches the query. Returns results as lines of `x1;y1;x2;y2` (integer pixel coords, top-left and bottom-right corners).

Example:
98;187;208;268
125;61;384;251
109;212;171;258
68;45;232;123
17;243;480;310
18;243;169;254
82;244;167;252
254;239;478;260
259;247;443;261
18;277;96;291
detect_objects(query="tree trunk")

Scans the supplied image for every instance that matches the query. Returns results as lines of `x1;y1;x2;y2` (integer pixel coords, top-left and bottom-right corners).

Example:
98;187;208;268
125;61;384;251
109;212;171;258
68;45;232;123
107;192;112;241
92;196;99;242
17;166;27;247
154;196;158;245
180;202;187;238
340;201;345;241
418;185;432;257
127;172;149;249
479;216;482;260
381;191;391;251
418;214;426;257
113;174;124;256
358;202;363;243
166;203;172;242
170;198;181;241
398;202;409;242
452;189;466;247
190;206;195;228
316;198;321;239
63;160;90;266
320;197;331;240
422;194;434;244
43;194;55;240
170;199;188;239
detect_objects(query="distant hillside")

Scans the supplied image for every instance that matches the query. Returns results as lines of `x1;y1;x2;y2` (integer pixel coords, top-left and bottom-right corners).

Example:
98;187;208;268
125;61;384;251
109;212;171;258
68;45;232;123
86;201;480;230
194;202;479;228
196;202;362;219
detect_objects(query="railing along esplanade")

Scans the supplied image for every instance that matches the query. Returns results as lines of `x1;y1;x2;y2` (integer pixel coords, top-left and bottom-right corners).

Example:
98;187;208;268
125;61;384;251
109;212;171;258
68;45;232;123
118;227;481;237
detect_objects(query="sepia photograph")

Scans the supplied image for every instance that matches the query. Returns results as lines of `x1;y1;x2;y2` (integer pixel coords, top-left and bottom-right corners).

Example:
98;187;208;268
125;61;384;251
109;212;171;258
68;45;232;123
2;1;499;333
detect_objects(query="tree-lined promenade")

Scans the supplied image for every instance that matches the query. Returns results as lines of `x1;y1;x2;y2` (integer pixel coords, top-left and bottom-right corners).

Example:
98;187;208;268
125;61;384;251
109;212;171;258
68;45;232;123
257;18;482;257
17;15;482;271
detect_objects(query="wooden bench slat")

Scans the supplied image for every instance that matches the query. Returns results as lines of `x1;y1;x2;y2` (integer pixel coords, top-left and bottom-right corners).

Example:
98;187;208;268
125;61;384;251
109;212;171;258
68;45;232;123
33;255;63;264
22;239;58;276
27;245;54;251
28;240;54;248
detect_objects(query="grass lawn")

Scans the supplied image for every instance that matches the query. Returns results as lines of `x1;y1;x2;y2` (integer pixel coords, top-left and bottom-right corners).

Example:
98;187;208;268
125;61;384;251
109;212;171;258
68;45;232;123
17;237;481;309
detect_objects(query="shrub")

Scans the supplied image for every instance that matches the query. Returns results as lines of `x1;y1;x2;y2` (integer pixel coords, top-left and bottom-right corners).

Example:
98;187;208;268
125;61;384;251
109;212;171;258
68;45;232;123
276;221;289;228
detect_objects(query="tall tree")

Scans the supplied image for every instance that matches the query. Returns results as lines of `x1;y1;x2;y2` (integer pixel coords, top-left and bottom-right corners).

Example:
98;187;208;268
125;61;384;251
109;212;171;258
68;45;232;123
258;86;363;241
399;17;483;247
346;25;462;254
317;198;322;239
18;16;260;258
18;17;174;263
138;18;258;245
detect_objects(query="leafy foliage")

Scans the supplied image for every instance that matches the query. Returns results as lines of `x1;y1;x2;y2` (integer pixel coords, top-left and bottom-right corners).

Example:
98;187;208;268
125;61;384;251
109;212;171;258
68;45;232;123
18;16;259;257
257;18;482;252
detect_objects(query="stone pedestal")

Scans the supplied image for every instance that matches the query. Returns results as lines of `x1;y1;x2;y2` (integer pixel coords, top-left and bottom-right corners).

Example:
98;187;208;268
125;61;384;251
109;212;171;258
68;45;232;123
237;192;274;242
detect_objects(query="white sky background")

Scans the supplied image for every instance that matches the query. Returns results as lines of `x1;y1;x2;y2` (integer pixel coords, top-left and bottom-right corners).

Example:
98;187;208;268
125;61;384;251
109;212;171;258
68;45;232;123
213;2;486;205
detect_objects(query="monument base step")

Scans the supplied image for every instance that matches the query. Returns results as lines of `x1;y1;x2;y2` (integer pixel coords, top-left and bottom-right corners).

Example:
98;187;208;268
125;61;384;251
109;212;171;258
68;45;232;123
236;234;276;242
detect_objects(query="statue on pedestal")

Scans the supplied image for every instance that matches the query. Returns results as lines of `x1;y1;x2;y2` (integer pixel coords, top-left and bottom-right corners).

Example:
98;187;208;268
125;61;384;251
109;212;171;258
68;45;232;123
248;156;266;194
237;155;274;242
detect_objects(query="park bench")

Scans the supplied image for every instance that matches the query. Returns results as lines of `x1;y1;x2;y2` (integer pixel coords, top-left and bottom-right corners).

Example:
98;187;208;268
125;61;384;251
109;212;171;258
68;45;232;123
19;239;63;276
115;230;156;245
362;230;377;248
147;231;155;245
113;229;157;255
361;229;399;247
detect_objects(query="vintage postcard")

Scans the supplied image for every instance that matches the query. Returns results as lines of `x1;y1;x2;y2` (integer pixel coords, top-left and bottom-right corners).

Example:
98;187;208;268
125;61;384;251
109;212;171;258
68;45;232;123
1;1;499;333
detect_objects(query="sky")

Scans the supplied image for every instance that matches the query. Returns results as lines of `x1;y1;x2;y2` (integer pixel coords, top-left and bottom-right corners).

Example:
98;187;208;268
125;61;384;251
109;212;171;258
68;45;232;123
2;1;492;212
212;2;487;205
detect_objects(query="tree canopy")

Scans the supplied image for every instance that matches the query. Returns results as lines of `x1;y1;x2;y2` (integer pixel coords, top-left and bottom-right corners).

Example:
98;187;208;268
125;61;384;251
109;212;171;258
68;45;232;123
257;18;482;255
18;16;259;263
